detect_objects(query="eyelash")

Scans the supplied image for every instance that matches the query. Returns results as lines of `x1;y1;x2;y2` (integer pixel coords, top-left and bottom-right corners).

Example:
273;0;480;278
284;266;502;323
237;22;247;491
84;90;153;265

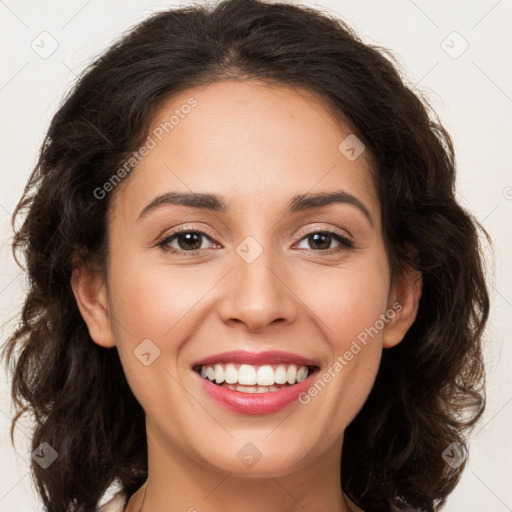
156;226;354;255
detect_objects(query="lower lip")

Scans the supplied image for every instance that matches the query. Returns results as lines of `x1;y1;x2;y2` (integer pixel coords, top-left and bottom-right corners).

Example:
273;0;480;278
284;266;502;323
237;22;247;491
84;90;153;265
193;369;319;415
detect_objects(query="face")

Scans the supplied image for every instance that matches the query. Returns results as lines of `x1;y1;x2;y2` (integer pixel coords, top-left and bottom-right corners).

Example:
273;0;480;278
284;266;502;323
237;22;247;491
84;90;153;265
73;79;420;480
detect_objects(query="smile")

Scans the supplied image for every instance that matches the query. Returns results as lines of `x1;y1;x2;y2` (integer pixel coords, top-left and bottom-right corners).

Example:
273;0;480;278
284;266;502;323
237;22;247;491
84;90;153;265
191;350;321;415
194;362;317;393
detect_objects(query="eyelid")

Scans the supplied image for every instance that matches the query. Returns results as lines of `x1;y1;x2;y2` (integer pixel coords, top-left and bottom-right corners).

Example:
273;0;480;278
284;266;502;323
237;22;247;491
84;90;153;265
294;223;354;245
156;223;217;241
155;225;219;249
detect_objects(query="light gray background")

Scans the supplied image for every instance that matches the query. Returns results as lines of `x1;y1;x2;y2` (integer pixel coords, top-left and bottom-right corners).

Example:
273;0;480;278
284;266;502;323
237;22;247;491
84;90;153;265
1;0;511;510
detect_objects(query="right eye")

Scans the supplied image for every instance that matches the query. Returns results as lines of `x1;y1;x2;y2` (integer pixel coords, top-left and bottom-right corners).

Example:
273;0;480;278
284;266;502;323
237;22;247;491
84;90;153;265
157;228;219;255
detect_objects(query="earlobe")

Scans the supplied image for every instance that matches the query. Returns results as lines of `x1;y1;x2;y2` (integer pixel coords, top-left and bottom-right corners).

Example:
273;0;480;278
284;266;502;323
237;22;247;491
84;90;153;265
382;264;422;349
70;264;116;348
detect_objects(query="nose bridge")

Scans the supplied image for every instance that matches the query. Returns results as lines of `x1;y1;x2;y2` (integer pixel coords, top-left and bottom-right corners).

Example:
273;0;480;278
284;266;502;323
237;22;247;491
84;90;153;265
217;234;297;331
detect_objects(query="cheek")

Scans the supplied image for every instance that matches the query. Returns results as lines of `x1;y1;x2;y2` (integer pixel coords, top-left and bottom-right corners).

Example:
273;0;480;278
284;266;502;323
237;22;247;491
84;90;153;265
108;255;214;342
106;258;205;413
298;292;386;431
296;260;389;347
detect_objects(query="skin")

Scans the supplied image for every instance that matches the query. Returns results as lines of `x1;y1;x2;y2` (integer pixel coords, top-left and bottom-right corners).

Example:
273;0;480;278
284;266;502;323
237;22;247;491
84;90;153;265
72;79;422;512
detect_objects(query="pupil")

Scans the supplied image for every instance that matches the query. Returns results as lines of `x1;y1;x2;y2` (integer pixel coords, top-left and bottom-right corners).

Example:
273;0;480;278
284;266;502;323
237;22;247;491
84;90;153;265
310;232;330;250
178;232;201;250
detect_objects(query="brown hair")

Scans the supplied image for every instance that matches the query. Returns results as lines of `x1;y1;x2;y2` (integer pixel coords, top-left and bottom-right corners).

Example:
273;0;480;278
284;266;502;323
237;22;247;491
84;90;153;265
2;0;490;510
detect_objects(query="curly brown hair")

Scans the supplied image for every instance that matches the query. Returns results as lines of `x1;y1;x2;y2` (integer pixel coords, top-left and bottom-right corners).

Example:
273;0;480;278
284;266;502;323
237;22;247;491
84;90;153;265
2;0;490;511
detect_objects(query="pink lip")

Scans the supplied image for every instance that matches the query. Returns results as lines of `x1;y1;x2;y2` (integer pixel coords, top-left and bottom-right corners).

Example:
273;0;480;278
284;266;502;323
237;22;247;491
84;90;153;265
193;368;319;415
191;350;319;368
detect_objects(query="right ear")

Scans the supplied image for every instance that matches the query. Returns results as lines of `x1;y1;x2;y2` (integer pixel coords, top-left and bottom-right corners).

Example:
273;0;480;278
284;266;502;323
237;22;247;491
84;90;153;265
70;263;116;348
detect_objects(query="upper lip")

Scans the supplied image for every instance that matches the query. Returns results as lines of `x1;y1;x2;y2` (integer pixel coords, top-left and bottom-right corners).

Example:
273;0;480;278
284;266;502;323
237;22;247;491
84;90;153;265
192;350;320;369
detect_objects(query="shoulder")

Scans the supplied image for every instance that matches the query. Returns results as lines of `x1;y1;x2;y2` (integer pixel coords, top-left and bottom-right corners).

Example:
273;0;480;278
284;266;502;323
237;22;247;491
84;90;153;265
96;490;128;512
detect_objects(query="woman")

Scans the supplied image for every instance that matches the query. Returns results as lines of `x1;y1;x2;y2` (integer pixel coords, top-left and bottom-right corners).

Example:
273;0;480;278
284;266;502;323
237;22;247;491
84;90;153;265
2;0;490;511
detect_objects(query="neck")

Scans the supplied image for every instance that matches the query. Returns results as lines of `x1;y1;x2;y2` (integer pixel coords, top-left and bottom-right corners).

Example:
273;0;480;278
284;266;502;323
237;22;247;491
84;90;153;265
125;424;356;512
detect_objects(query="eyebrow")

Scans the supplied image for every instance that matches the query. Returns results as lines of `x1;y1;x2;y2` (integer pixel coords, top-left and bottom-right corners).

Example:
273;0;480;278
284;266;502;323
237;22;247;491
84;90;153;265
137;190;373;226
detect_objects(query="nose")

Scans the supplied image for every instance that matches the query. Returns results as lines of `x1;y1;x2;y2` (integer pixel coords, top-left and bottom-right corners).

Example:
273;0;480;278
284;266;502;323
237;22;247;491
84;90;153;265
217;245;298;333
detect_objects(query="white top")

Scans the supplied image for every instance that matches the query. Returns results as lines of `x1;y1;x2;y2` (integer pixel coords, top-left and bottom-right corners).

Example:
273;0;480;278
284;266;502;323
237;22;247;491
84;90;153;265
97;491;128;512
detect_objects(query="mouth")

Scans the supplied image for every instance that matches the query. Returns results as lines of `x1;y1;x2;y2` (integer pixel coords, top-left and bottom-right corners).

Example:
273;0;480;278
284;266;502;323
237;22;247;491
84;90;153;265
191;351;322;415
192;362;320;394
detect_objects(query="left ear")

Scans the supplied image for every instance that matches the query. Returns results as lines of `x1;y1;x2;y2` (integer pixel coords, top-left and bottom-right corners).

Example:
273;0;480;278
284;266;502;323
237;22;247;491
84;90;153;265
382;262;422;349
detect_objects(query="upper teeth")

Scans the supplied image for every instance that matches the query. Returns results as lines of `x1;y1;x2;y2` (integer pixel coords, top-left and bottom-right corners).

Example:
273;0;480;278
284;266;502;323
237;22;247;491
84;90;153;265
199;363;310;386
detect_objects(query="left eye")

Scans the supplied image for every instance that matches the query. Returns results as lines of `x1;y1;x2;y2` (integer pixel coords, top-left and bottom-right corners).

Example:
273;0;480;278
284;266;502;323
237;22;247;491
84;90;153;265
295;231;353;251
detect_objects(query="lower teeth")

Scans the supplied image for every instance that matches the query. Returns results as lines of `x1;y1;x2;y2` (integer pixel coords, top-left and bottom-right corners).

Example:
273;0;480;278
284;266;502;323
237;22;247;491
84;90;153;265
218;382;293;393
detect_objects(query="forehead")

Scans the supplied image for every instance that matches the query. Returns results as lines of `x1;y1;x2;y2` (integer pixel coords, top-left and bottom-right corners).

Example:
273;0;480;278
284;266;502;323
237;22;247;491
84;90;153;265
109;79;379;225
